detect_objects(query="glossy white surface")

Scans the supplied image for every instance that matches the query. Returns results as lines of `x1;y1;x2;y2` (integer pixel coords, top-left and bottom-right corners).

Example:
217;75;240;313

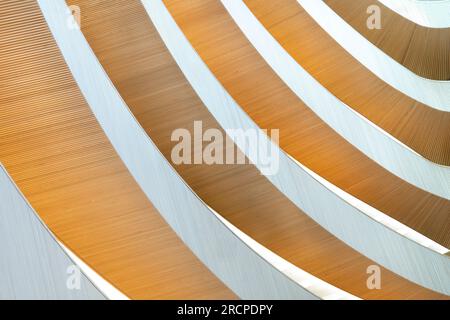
297;0;450;112
379;0;450;28
0;164;107;300
38;0;357;300
146;0;450;294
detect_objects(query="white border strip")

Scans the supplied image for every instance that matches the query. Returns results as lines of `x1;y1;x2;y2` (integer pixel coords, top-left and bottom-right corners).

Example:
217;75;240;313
38;0;357;300
209;205;357;300
297;0;450;111
379;0;450;28
56;240;128;300
0;164;113;300
147;0;449;295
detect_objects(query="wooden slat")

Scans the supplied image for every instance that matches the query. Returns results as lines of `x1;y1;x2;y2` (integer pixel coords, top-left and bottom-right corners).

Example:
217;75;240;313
245;0;450;166
69;0;448;299
325;0;450;81
0;0;235;300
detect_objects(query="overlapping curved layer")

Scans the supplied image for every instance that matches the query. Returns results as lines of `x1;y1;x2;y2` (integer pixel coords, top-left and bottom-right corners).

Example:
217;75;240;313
2;0;449;300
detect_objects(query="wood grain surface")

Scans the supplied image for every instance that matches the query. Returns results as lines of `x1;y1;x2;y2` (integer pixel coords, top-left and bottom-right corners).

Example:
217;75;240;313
0;0;235;300
69;0;448;299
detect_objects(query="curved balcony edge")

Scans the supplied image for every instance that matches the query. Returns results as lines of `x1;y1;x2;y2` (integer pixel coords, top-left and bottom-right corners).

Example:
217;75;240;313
145;0;449;295
37;0;358;300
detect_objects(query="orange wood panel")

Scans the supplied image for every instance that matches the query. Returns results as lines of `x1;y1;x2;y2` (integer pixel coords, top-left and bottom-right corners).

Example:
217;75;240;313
245;0;450;166
69;0;448;299
325;0;450;81
0;0;235;300
163;0;450;248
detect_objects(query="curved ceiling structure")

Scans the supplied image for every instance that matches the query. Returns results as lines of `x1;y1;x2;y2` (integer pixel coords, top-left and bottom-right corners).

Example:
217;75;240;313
148;0;449;294
41;0;354;300
0;0;448;300
162;0;450;252
63;0;449;299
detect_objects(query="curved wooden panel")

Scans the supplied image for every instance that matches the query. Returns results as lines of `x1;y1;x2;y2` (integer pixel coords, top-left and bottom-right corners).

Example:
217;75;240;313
0;164;105;300
68;0;448;299
0;0;235;300
152;0;449;294
379;0;450;28
223;0;450;201
326;0;450;80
